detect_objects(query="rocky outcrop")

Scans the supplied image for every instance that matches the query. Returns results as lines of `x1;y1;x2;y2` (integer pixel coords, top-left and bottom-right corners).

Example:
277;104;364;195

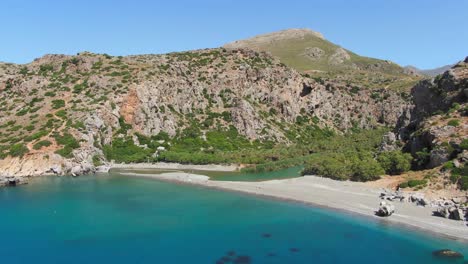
328;48;350;65
436;206;465;221
301;47;325;61
396;59;468;169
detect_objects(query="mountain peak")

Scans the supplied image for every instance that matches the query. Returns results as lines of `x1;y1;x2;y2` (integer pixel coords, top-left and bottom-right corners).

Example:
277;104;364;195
224;28;324;49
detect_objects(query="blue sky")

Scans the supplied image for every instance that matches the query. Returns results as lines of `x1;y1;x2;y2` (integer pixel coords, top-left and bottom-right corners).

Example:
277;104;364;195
1;0;466;69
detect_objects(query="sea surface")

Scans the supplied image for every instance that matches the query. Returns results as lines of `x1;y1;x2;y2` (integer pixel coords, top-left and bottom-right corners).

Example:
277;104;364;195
1;173;467;264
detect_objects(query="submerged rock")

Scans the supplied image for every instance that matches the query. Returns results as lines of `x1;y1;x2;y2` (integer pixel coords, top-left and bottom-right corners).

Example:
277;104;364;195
432;249;464;259
377;201;395;217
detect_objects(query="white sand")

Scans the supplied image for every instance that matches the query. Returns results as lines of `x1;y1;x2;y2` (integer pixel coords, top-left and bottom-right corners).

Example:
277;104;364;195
115;169;468;242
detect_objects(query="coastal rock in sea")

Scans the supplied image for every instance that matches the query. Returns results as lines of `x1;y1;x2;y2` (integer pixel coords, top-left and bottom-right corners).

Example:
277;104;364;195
432;249;464;259
70;163;94;177
376;201;395;217
95;165;111;173
1;175;28;187
50;165;62;175
71;166;82;177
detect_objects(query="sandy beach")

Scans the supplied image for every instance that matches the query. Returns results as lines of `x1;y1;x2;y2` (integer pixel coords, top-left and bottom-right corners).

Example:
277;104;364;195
113;167;468;242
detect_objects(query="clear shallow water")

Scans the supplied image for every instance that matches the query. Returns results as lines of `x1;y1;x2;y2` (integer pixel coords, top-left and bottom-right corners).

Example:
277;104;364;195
1;174;467;264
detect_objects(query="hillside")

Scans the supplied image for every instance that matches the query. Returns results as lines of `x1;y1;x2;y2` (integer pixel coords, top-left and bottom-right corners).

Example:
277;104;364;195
0;48;410;183
394;57;468;192
224;29;421;91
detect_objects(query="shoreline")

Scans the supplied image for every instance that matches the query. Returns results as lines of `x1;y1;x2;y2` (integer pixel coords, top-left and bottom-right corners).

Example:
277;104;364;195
114;169;468;243
110;162;239;172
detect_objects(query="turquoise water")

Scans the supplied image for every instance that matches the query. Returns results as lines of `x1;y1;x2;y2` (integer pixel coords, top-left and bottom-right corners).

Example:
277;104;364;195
114;166;303;181
1;174;467;264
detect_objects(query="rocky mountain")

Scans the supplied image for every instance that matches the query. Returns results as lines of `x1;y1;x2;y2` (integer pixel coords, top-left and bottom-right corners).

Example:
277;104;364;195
0;47;411;185
404;64;456;77
224;29;421;91
421;64;456;77
395;57;467;189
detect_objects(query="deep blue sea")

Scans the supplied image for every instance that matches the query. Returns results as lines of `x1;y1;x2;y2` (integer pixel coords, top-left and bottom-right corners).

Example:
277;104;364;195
1;174;467;264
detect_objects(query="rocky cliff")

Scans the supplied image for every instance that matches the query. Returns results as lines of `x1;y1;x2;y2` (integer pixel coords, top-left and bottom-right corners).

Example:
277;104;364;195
397;57;468;169
0;48;411;184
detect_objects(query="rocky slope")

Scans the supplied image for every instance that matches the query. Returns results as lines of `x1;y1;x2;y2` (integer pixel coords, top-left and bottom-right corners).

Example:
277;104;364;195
224;29;421;91
390;57;468;193
398;57;467;166
0;48;411;185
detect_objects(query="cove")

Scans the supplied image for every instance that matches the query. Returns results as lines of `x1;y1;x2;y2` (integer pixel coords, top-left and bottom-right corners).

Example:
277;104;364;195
0;173;467;264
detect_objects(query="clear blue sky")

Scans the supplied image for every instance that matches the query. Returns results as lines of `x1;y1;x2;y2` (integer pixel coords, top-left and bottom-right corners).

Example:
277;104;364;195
1;0;466;69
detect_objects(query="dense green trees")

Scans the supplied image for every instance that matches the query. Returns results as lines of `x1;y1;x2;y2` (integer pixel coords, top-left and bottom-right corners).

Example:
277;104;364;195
377;150;412;175
302;152;384;182
103;137;152;163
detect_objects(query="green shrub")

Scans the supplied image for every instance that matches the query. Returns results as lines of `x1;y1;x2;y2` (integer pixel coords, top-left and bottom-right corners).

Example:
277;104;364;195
16;108;29;116
415;148;431;168
33;140;52;150
24;125;35;131
24;130;49;142
92;155;103;166
377;150;412;175
443;161;455;171
9;143;29;157
447;119;460;127
460;139;468;150
399;181;409;188
53;132;80;158
407;179;427;188
51;100;65;109
400;179;427;188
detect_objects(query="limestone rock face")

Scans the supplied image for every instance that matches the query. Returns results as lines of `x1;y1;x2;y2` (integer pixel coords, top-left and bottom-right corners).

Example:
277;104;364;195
397;59;468;169
0;48;412;181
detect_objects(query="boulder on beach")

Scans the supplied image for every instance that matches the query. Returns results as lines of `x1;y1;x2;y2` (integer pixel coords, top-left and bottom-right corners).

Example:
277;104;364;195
435;206;467;221
376;201;395;217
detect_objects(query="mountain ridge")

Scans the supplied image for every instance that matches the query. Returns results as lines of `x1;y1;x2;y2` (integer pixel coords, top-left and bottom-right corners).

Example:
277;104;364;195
224;29;421;91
